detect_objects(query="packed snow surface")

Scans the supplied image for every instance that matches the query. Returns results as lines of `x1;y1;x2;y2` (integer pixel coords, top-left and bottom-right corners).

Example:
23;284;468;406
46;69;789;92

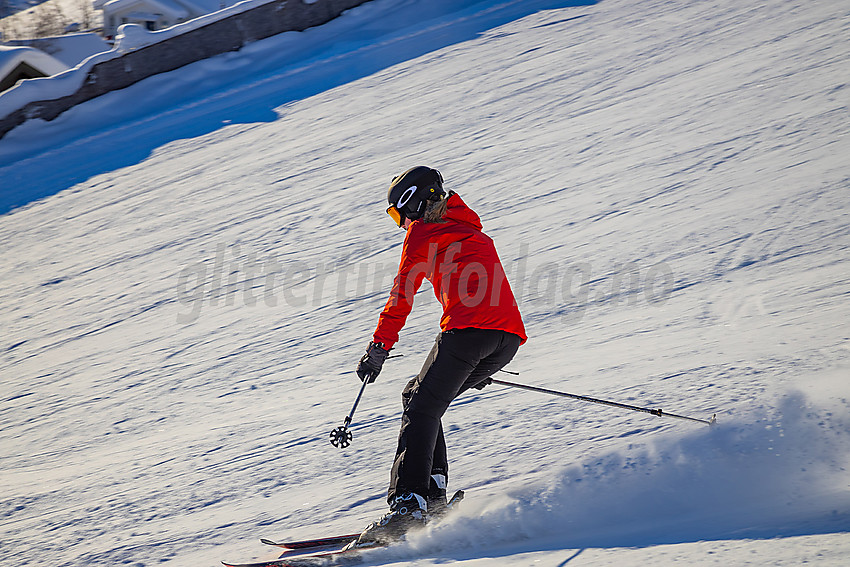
1;0;849;566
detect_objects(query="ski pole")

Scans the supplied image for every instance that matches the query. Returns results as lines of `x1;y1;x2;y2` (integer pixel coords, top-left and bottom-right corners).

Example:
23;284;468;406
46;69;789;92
329;355;404;448
329;377;368;448
491;378;716;426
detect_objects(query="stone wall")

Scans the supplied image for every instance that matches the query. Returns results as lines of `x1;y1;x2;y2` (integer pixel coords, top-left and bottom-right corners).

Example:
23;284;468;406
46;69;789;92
0;0;370;140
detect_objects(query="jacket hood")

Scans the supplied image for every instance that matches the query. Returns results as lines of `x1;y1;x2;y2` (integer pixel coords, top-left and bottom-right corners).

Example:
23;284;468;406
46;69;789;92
442;192;482;230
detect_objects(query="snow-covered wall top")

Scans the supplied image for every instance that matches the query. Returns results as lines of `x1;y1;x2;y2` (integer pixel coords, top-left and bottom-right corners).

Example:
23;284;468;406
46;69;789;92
0;0;370;139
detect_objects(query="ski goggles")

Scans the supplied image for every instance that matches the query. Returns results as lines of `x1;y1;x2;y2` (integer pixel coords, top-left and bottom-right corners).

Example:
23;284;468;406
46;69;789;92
386;205;405;228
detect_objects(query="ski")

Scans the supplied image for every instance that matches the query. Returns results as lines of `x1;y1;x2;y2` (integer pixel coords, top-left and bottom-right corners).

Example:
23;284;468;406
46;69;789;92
222;544;377;567
225;491;465;567
260;534;360;550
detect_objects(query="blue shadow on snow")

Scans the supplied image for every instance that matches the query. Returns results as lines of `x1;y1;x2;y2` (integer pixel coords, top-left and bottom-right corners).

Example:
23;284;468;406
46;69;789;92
0;0;596;215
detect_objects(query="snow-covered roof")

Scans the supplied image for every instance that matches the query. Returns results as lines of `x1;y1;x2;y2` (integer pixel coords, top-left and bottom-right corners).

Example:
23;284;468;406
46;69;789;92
0;46;69;80
101;0;190;20
157;0;197;17
126;11;163;20
14;33;112;69
179;0;232;15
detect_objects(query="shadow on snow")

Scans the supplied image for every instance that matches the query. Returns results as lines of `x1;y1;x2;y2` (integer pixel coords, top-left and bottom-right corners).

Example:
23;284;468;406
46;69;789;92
0;0;596;215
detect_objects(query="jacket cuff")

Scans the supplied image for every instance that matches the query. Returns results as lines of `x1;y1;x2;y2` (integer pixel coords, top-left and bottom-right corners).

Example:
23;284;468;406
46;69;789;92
373;336;395;350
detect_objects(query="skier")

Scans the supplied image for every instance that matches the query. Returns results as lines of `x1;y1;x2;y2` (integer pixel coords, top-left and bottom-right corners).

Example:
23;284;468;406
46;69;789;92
352;166;527;546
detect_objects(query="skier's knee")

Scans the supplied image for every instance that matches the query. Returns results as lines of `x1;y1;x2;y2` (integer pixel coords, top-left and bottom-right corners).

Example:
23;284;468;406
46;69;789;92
405;391;450;419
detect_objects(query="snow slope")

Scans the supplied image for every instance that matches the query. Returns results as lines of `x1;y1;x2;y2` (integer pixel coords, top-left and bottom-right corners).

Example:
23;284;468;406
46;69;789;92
1;0;849;566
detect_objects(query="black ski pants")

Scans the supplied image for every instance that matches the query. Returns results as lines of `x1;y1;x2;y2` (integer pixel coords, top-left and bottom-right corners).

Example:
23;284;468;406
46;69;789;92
388;328;522;503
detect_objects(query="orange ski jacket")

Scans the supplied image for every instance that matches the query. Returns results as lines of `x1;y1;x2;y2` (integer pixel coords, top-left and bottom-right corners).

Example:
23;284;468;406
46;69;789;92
373;193;526;350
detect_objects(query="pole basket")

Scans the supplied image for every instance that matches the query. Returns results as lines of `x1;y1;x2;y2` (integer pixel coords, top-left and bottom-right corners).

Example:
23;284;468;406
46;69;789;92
329;425;353;448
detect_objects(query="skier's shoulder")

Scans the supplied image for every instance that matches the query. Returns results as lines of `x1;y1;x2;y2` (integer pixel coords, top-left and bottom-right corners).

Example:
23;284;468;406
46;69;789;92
402;192;485;250
444;192;483;230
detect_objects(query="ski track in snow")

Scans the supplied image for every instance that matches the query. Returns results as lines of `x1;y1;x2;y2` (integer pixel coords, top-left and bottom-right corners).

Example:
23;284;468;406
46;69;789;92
1;0;849;565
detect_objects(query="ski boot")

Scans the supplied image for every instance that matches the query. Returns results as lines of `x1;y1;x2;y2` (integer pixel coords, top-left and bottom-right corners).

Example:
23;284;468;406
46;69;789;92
426;473;465;521
348;492;427;548
426;473;448;518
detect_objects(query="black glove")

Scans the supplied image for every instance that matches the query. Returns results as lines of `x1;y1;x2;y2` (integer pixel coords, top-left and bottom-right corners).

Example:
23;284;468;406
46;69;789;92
472;377;493;390
356;341;390;383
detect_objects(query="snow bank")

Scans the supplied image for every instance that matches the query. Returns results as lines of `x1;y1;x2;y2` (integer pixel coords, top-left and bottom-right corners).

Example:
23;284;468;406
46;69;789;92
412;392;850;553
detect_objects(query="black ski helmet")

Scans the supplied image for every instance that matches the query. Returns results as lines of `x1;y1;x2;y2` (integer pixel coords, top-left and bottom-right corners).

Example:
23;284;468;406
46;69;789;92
386;166;445;227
